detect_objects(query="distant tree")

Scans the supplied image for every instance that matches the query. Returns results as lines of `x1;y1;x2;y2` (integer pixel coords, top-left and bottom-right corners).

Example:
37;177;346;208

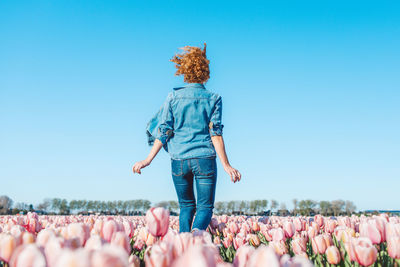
143;200;151;211
227;201;235;214
100;201;107;212
249;200;257;214
319;201;332;216
239;201;246;214
59;199;69;214
292;199;298;215
15;202;29;211
79;200;88;212
270;200;278;212
36;198;51;213
261;200;268;213
117;200;124;213
214;201;224;215
87;200;95;212
345;201;357;215
0;196;13;214
279;202;287;211
133;200;141;212
155;201;169;209
69;200;79;213
298;199;317;216
331;200;345;216
168;200;179;213
51;198;62;213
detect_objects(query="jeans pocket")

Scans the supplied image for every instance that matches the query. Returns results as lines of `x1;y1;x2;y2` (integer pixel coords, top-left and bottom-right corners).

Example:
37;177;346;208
195;157;216;176
171;159;184;176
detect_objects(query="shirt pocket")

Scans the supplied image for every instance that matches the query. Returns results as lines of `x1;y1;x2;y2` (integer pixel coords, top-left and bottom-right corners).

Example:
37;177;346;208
195;157;216;176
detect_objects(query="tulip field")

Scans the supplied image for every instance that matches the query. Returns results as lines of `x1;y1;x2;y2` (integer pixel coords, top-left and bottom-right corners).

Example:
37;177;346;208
0;208;399;267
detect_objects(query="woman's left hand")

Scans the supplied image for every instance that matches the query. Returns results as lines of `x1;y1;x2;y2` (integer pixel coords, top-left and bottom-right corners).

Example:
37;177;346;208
132;159;150;174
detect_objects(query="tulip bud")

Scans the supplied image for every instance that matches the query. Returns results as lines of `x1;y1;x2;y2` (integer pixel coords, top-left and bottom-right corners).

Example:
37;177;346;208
326;246;341;264
146;207;170;237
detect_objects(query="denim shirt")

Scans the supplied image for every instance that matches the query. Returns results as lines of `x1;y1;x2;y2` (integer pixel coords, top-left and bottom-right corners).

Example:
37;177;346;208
146;83;223;160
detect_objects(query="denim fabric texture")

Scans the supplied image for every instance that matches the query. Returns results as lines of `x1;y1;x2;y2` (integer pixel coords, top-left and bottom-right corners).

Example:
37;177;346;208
146;83;223;160
171;156;217;232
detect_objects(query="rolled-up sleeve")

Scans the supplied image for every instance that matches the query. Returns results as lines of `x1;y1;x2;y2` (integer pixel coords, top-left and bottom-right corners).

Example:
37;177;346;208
155;93;174;145
209;95;224;136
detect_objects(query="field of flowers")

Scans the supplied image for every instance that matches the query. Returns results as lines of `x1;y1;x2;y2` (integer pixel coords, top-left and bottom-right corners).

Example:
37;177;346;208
0;207;399;267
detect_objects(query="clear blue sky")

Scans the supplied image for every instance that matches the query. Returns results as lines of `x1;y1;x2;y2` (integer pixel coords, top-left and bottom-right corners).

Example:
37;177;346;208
1;0;399;211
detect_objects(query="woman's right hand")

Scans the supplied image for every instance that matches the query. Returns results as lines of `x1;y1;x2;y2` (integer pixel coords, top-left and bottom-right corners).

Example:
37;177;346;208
223;164;241;183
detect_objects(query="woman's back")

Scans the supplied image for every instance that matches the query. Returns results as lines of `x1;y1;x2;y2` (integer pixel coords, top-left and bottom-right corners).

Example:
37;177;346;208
166;83;223;160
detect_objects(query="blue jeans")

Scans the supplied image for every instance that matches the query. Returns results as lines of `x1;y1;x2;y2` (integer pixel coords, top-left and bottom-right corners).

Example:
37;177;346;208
171;156;217;233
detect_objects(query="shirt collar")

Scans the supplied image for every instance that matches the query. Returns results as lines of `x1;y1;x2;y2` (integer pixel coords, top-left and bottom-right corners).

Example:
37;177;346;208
173;83;205;90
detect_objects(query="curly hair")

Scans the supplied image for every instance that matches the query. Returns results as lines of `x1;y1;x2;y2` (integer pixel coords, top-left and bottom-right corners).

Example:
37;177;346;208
170;42;210;84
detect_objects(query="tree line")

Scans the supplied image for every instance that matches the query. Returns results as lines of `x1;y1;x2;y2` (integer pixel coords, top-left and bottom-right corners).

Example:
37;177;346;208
0;195;357;216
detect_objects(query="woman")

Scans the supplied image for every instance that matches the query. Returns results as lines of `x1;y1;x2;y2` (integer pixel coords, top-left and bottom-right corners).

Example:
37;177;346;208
132;43;241;233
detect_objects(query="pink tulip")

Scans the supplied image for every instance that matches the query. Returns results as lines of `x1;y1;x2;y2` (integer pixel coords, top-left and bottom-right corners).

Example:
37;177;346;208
360;221;382;244
233;245;255;267
291;238;307;255
373;217;386;242
0;233;17;263
386;223;400;240
26;218;41;234
222;236;233;248
122;220;134;238
283;221;295;238
10;225;25;246
91;244;129;267
145;242;173;267
85;235;105;251
171;244;219;267
261;229;273;242
311;235;327;254
220;215;228;224
314;215;324;227
36;229;55;247
102;220;118;242
67;223;89;247
247;234;260;247
229;222;239;234
322;233;333;247
54;248;91;267
252;222;260;232
21;232;35;245
387;236;400;259
271;228;286;242
353;237;378;266
334;226;354;243
307;226;318;239
233;233;247;250
146;207;170;237
344;239;358;262
247;245;280;267
269;240;288;256
172;232;192;258
111;232;131;255
293;218;304;232
9;244;47;267
93;219;104;235
325;219;337;234
326;246;341;264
